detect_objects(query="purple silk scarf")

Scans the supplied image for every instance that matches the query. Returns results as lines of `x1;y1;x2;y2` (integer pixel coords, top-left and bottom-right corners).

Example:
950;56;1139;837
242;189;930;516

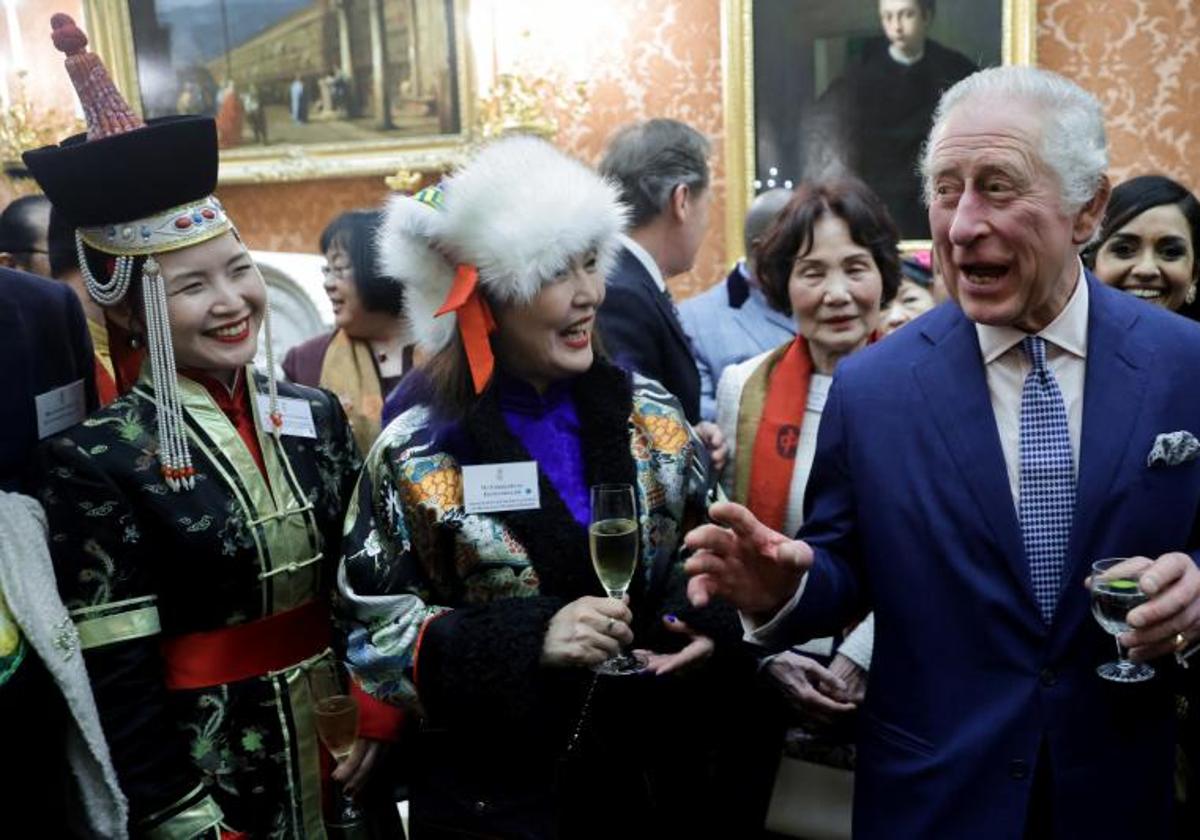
497;373;589;527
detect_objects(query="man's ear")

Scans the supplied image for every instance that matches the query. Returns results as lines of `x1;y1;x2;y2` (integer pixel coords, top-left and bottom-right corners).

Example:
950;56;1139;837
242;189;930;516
1072;174;1111;245
670;183;691;224
0;253;17;269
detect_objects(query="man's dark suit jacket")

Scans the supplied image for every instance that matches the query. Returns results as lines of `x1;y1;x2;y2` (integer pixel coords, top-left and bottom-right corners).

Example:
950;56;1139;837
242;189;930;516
597;245;701;423
0;267;97;490
0;266;96;833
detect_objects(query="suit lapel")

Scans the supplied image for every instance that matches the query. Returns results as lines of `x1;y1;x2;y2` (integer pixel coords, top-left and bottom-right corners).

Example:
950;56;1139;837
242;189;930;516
1066;278;1148;580
913;310;1035;613
619;248;694;355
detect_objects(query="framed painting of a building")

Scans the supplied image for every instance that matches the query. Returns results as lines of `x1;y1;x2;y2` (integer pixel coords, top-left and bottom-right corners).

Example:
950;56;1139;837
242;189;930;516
82;0;473;183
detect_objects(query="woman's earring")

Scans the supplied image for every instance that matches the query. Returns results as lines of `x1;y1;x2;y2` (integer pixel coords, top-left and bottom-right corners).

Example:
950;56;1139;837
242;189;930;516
1187;283;1197;306
129;333;144;350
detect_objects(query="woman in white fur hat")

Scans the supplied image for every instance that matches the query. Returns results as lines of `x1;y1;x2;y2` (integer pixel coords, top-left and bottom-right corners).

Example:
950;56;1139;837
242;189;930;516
337;136;752;838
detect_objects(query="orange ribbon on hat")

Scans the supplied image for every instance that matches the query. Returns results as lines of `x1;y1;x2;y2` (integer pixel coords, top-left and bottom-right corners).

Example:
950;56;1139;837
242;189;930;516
435;263;497;393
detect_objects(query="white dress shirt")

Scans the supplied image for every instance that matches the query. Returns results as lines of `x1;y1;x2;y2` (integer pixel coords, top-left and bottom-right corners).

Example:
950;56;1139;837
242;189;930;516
976;262;1088;506
745;262;1091;643
617;233;666;293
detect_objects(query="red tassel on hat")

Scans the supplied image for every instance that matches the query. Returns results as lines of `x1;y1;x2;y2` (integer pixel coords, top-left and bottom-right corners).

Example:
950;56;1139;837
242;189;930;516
50;13;144;140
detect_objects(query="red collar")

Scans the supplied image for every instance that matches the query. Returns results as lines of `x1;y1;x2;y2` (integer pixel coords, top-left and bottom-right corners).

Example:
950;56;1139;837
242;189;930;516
178;367;266;475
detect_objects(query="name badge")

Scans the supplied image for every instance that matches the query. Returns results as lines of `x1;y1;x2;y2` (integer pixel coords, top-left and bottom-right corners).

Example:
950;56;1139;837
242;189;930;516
462;461;540;514
36;379;86;440
256;394;317;438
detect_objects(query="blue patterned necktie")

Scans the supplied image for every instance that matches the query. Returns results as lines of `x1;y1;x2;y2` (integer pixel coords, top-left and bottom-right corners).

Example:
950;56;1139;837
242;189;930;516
1018;335;1075;623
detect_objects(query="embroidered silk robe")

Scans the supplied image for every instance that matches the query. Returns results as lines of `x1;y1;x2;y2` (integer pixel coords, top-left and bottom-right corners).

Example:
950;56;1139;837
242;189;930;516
36;368;361;839
337;361;737;836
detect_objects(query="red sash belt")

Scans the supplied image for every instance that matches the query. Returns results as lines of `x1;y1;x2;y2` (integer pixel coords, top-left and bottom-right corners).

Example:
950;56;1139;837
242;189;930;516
160;600;331;690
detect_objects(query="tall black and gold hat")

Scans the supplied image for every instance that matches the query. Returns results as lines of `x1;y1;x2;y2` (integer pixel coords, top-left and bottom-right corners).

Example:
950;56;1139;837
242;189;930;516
21;14;280;492
23;14;231;258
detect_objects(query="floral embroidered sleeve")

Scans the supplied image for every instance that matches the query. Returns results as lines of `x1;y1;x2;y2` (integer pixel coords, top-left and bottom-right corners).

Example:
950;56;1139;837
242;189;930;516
337;431;449;712
37;435;222;834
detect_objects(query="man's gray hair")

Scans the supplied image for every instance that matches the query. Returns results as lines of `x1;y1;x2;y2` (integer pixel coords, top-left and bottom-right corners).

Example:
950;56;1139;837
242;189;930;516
600;118;711;229
921;66;1108;210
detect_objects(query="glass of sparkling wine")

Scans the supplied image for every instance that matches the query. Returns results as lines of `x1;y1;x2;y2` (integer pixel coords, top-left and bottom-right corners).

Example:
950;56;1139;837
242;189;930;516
308;661;364;819
589;483;646;675
1090;557;1155;683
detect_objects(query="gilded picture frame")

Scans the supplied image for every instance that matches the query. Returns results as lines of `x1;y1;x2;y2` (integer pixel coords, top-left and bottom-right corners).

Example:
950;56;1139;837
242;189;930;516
81;0;474;184
721;0;1037;254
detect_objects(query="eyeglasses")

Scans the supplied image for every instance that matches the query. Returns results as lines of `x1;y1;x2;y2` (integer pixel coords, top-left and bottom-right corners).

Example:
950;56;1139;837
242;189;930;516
321;263;353;279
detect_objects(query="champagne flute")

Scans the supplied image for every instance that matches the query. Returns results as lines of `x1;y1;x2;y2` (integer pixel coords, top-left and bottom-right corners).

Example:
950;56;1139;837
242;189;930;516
307;660;363;822
589;483;647;675
1090;557;1155;683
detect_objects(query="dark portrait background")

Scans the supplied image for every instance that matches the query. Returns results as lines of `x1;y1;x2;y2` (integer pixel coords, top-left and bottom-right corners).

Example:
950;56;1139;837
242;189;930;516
753;0;1003;240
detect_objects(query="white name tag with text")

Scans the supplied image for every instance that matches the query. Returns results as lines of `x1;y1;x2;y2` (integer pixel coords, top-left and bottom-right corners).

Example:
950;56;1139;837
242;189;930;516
255;394;317;438
462;461;541;514
36;379;86;440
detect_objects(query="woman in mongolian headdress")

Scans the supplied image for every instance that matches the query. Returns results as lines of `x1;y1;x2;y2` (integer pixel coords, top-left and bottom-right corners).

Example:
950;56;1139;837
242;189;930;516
26;15;403;839
337;136;775;839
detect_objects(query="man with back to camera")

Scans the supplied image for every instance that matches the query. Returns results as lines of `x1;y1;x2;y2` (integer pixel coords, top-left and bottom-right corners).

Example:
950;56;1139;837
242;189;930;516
0;194;52;277
812;0;976;238
597;118;710;426
679;187;797;422
685;65;1200;837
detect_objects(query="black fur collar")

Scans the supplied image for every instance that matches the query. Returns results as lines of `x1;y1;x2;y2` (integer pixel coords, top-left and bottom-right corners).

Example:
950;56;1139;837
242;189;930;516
462;359;641;606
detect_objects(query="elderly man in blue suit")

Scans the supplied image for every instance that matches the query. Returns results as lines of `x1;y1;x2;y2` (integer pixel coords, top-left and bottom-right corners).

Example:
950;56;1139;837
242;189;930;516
679;188;796;421
685;66;1200;837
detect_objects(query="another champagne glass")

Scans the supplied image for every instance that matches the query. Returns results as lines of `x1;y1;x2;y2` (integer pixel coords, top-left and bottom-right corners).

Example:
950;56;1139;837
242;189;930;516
589;483;647;675
308;660;363;821
1090;557;1155;683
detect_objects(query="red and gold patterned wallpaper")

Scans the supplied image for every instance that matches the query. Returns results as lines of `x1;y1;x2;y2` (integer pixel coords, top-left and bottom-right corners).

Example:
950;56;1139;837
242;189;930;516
4;0;1198;299
1038;0;1199;187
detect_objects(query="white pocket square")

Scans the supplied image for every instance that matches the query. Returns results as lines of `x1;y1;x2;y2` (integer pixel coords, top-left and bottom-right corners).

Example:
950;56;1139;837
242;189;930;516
1147;431;1200;468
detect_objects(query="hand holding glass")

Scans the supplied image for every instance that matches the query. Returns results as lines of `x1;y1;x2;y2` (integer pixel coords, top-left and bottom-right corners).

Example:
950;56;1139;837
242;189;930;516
589;483;646;675
308;660;364;819
1090;557;1155;683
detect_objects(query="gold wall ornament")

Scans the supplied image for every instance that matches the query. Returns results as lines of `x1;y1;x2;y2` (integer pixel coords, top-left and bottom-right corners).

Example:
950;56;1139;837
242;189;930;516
474;73;580;142
0;70;85;191
384;168;424;192
0;71;80;163
721;0;1038;257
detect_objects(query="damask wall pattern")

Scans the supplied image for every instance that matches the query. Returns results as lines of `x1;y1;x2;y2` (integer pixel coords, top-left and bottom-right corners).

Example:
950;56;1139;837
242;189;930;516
1038;0;1199;188
477;0;727;299
219;177;392;255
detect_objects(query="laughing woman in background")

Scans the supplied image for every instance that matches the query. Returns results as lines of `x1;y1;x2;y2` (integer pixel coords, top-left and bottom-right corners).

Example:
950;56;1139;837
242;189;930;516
1084;174;1200;320
284;209;419;454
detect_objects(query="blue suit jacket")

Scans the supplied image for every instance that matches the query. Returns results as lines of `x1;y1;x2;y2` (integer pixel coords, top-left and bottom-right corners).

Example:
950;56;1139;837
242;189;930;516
678;263;796;421
772;275;1195;837
0;268;96;490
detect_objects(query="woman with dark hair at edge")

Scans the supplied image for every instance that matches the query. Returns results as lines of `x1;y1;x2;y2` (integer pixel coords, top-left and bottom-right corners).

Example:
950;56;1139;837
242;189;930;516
1083;174;1200;322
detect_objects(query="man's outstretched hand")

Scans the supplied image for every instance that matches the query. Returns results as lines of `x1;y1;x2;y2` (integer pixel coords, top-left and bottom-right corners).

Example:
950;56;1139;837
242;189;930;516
683;501;813;622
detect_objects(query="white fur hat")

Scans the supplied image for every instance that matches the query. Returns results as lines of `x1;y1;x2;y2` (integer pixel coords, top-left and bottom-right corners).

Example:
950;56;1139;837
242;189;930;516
376;135;627;353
